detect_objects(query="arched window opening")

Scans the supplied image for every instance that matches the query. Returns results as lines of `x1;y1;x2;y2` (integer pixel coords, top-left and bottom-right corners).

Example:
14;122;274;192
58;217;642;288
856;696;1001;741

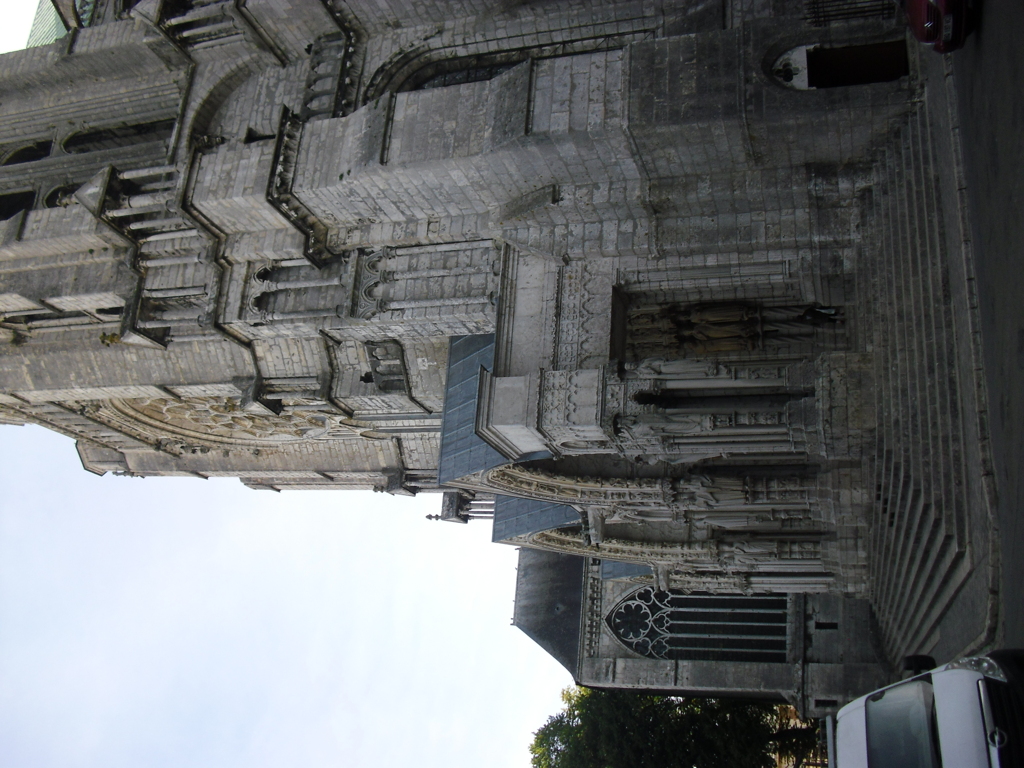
806;40;908;88
607;587;789;662
43;184;80;208
76;0;98;26
63;119;176;155
365;25;651;103
364;340;410;395
2;141;52;166
411;58;521;90
370;51;526;97
0;191;36;221
771;40;908;90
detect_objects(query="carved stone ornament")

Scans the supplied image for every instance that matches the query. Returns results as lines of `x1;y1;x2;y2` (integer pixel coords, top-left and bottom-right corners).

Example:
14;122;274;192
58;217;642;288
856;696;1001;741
518;528;823;592
539;369;608;449
483;465;815;514
523;526;719;564
81;396;357;450
556;260;611;370
628;357;788;386
614;569;752;595
352;250;385;319
484;465;673;506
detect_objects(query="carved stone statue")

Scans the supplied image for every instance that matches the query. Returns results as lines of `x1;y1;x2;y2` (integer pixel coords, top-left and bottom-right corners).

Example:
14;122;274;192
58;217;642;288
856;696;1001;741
674;473;749;507
687;510;763;529
630;357;712;379
675;303;759;324
622;412;712;436
721;540;778;567
663;302;844;356
681;335;759;354
678;319;760;341
586;507;606;545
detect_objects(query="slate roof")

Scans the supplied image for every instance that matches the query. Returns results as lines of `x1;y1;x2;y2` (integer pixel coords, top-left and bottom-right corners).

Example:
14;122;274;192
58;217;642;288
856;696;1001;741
513;548;585;676
600;560;653;580
491;493;581;543
437;334;508;485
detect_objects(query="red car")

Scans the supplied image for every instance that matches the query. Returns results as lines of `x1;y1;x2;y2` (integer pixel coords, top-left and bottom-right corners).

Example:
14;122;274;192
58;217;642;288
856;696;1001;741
899;0;972;52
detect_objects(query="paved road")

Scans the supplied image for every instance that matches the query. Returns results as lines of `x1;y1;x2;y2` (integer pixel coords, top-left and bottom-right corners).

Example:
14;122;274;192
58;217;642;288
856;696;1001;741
952;0;1024;649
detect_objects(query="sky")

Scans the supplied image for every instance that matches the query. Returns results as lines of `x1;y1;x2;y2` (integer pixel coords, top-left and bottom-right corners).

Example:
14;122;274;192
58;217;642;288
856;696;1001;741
0;8;572;768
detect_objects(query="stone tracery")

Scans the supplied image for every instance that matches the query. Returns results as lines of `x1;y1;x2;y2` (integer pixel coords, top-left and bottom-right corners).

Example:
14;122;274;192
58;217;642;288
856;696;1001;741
81;396;359;450
606;586;790;662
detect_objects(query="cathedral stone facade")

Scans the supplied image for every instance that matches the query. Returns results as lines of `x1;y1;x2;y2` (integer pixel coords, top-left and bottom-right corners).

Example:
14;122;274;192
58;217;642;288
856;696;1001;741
2;0;994;715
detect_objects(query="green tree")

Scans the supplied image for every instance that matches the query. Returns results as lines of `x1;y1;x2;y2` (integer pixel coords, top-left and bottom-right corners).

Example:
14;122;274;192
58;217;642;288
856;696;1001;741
530;687;818;768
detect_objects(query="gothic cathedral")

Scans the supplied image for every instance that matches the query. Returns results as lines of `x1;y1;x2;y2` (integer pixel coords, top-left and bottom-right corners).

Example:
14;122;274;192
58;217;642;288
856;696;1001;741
0;0;991;715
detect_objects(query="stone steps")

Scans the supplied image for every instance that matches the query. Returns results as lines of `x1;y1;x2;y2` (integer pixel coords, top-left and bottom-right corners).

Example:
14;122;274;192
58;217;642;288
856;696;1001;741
863;102;974;663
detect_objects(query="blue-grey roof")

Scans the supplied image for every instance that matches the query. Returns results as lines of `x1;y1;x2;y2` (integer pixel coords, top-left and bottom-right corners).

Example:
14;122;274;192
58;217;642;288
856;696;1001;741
513;548;585;676
437;334;508;485
492;494;581;543
600;560;653;580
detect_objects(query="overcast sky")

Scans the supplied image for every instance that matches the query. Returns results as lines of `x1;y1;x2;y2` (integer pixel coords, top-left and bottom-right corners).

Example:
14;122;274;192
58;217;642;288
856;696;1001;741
0;9;571;768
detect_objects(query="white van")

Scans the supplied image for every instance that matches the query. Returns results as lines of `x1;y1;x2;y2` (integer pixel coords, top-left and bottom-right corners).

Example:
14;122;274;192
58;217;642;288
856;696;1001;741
830;650;1023;768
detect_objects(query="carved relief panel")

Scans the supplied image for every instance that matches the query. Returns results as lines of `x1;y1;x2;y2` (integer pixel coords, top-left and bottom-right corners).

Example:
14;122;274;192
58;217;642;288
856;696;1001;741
350;241;499;326
248;259;349;323
79;394;360;454
555;260;614;370
538;369;612;454
601;357;818;462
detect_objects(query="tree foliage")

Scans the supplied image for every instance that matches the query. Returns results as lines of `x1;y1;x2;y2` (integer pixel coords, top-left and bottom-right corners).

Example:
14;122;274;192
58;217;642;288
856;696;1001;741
530;687;818;768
